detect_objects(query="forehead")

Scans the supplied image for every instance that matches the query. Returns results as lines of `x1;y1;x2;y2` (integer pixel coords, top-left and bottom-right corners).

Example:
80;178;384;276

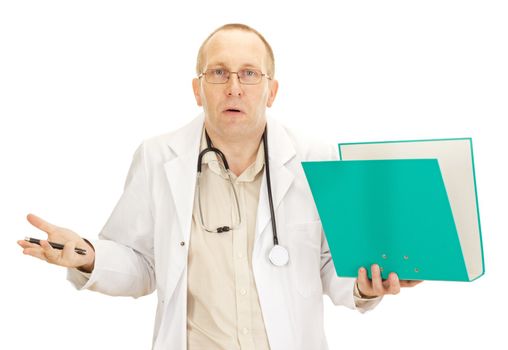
203;29;267;69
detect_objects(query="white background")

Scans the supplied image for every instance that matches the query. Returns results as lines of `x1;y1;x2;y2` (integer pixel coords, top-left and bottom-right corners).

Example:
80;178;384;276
1;1;507;349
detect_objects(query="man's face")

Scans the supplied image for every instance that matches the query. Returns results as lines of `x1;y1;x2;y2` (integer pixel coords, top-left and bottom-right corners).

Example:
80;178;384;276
192;29;278;142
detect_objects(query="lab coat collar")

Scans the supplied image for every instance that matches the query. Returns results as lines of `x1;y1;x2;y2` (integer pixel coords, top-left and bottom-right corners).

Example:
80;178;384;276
166;114;205;157
163;113;297;247
164;113;295;165
163;114;204;247
265;116;296;167
255;116;296;243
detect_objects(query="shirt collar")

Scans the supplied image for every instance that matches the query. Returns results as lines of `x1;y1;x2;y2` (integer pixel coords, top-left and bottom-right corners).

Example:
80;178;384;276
199;127;265;182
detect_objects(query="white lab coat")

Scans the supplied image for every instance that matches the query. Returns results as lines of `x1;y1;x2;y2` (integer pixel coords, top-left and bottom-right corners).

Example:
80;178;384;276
68;114;380;350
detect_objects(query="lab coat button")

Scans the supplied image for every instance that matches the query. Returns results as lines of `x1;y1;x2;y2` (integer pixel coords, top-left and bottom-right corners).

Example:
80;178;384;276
180;241;185;246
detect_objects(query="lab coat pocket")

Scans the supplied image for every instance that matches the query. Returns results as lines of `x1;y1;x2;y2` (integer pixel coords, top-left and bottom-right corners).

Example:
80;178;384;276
287;221;323;298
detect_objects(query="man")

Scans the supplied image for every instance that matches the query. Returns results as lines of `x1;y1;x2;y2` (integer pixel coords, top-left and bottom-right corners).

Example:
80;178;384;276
18;23;420;350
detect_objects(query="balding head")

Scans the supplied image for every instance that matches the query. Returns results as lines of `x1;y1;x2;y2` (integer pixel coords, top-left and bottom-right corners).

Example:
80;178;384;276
196;23;275;78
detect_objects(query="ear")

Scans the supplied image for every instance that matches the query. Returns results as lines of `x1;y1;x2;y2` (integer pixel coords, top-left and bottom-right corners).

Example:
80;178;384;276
266;79;279;108
192;78;202;106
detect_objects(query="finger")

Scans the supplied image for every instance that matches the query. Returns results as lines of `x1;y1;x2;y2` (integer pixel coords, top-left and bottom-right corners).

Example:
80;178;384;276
356;267;371;295
26;214;57;235
17;240;40;249
22;247;48;261
384;273;401;294
40;240;61;263
400;280;423;288
370;264;384;295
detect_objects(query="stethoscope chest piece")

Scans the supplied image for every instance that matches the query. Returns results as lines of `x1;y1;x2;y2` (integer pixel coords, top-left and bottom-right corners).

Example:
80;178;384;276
269;245;289;266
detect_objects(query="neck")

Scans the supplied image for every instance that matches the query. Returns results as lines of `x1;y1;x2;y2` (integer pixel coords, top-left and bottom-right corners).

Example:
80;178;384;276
205;127;265;176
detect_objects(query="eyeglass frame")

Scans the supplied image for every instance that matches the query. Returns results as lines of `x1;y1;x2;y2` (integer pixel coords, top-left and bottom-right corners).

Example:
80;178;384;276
198;68;272;85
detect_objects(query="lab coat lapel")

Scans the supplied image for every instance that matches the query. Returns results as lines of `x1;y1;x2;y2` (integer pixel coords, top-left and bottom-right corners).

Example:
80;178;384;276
164;115;203;246
156;116;202;349
256;117;296;242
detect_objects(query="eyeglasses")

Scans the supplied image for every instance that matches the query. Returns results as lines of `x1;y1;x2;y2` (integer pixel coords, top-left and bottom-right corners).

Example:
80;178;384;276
198;68;272;85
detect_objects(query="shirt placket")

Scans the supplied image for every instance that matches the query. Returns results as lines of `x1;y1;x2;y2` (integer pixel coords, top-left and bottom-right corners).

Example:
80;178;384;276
232;179;256;350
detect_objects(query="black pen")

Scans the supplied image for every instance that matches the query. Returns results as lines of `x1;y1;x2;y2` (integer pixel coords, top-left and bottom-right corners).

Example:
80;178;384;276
24;237;87;255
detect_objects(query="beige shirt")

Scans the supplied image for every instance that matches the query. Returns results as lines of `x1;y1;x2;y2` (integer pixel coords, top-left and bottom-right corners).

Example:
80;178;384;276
187;130;270;350
186;128;378;350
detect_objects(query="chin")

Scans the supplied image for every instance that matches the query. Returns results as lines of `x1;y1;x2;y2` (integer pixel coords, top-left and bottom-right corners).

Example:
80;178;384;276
220;122;254;140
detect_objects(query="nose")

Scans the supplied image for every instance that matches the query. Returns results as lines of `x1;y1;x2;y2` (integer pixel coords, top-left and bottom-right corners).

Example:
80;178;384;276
225;73;243;97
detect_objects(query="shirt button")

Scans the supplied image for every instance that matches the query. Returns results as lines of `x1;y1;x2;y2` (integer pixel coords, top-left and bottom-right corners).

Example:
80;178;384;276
237;252;244;259
240;289;247;296
242;327;249;335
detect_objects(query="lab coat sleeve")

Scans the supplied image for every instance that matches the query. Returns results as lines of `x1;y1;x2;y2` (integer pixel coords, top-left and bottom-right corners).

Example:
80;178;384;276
320;233;382;313
320;234;356;309
67;143;156;298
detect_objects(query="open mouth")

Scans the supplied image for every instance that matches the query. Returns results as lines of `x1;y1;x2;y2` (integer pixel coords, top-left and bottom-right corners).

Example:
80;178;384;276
223;108;244;115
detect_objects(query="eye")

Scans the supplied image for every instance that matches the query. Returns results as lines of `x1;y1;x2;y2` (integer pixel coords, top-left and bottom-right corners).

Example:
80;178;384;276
244;69;256;77
211;68;225;77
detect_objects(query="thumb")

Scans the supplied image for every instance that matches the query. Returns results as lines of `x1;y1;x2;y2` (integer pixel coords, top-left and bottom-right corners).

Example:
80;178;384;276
62;240;78;262
40;239;61;264
64;240;95;269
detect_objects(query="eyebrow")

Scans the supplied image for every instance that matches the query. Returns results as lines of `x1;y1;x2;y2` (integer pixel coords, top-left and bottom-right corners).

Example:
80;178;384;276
206;62;262;70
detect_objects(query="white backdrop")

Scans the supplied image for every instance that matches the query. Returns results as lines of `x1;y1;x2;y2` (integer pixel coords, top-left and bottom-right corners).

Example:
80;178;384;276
1;1;507;349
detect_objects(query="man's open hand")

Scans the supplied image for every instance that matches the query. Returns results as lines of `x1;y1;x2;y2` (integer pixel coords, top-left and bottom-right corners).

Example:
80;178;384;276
17;214;95;272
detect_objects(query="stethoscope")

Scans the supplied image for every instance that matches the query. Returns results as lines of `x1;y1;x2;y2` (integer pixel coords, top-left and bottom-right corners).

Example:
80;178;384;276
196;126;289;267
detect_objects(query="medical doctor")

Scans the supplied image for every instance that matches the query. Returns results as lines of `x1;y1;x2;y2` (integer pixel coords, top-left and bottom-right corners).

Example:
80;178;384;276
18;23;421;350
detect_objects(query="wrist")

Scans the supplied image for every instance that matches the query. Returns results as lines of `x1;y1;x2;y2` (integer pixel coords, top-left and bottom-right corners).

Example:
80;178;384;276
355;281;377;299
77;238;95;273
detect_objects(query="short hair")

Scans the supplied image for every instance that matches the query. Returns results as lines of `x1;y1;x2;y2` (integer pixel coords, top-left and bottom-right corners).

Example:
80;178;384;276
196;23;275;78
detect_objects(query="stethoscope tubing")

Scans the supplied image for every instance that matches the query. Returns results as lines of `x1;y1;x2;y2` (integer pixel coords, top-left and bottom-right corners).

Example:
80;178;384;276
197;126;280;247
262;127;279;246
